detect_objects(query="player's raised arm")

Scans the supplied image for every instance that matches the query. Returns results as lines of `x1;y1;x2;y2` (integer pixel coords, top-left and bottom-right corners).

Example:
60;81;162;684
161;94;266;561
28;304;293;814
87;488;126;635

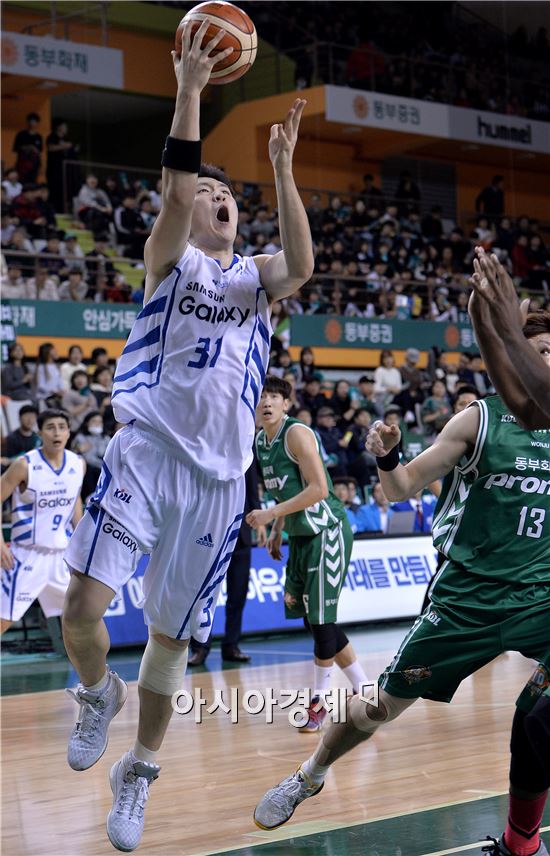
254;99;315;301
365;406;479;502
470;248;550;428
143;20;234;301
0;457;28;569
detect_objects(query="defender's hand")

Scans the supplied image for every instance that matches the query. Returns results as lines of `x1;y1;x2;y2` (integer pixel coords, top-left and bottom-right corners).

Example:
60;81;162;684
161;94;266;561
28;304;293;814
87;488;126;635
268;99;306;172
1;542;14;571
365;421;401;457
267;529;283;561
246;508;276;529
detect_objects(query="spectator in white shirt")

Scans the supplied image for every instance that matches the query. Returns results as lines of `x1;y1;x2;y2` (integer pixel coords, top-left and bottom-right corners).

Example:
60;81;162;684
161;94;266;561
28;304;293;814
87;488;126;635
62;233;86;274
374;349;402;406
33;342;64;404
26;267;59;300
58;269;88;301
2;168;22;202
2;264;30;298
60;344;87;390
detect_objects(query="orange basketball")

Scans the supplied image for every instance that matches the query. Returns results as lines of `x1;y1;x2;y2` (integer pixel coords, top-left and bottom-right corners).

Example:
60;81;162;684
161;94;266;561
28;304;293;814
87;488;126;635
175;1;257;85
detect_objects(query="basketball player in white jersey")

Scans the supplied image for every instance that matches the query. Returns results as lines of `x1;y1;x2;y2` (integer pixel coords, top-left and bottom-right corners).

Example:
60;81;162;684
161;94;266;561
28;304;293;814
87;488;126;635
1;409;84;633
61;19;314;852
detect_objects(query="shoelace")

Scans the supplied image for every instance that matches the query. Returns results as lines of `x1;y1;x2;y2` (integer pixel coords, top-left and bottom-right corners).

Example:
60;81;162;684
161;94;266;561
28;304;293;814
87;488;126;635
117;771;149;820
66;688;105;739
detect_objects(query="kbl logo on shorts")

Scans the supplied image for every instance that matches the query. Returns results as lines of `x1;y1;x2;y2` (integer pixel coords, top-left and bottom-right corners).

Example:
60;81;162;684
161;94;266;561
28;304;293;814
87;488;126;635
113;487;132;504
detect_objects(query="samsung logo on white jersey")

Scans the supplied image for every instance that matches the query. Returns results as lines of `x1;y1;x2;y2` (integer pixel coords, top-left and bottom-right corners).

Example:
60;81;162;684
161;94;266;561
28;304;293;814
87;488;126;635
178;295;250;327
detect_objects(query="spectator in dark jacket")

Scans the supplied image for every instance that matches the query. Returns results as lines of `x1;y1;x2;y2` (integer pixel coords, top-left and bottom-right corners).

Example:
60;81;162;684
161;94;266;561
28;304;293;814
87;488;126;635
475;175;505;220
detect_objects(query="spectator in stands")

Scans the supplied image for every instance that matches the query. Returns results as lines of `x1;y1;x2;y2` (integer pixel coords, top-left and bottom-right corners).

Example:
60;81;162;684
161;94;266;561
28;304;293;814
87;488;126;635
60;345;87;390
2;168;22;203
306;193;324;239
341;408;378;489
40;230;68;280
470;354;494;397
36;183;57;231
296;346;321;386
374;350;402;406
76;175;112;237
315;405;347;476
62;370;97;432
46;119;78;212
431;287;458;322
26;267;59;301
359;173;384;212
114;195;148;258
148;178;162;214
10;184;48;239
475;175;505;221
72;411;109;500
105;271;132;303
270;349;295;379
250;206;276;240
354;375;383;419
33;342;64;407
1;342;34;402
2;264;29;298
394;171;421;216
138;196;157;233
12;113;43;184
89;347;110;375
2;227;35;277
58;269;88;302
421;379;452;434
332;480;360;533
421;206;444;241
1;405;40;465
62;232;86;274
495;216;515;255
330;379;359;425
355;481;391;534
85;233;116;285
90;365;113;411
298;376;326;417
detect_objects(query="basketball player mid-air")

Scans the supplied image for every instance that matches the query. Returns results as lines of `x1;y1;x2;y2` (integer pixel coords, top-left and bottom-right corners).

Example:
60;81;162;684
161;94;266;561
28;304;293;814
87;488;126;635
61;20;314;853
254;310;550;856
249;376;369;732
1;409;84;634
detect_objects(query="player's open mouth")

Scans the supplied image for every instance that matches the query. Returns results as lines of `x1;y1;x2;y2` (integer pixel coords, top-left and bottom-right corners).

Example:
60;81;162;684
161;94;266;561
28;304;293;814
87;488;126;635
216;205;229;223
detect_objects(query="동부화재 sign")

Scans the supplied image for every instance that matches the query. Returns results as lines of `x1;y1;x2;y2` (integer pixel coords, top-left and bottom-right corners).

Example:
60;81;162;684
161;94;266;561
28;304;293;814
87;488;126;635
1;31;124;89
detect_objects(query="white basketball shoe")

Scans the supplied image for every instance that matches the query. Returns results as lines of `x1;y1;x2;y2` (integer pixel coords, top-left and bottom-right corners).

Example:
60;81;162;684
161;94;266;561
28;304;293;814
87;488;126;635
67;669;128;771
107;751;160;852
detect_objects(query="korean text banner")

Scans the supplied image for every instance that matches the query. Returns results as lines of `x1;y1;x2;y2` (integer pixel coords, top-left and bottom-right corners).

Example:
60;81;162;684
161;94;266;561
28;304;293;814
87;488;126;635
2;31;124;89
104;537;437;646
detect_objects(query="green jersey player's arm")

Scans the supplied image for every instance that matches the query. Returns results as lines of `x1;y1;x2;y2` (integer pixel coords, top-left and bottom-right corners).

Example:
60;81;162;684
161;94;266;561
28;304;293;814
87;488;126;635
270;425;329;521
374;406;480;502
0;457;28;569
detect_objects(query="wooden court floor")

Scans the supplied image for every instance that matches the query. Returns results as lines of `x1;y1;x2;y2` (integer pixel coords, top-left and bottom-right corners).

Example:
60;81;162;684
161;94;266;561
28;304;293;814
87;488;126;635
2;630;549;856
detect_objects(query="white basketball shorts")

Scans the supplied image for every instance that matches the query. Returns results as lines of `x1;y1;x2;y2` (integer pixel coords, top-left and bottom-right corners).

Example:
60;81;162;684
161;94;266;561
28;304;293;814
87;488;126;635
64;425;245;641
1;545;70;621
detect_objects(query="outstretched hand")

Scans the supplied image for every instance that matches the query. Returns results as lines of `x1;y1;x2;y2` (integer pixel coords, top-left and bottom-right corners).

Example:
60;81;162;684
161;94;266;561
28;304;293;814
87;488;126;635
268;99;307;172
173;19;234;94
365;421;401;457
470;246;529;335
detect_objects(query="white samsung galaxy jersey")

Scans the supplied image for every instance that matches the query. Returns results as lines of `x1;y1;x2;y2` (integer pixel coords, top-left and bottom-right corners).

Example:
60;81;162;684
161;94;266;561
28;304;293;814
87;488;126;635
112;245;272;480
11;449;84;550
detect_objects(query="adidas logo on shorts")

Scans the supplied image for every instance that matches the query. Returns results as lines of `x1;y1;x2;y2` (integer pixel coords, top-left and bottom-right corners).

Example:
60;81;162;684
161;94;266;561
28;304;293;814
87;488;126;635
196;533;215;548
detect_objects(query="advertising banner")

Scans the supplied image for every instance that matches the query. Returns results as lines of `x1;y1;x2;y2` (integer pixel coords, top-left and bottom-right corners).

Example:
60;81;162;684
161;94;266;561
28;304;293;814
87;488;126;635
104;536;438;647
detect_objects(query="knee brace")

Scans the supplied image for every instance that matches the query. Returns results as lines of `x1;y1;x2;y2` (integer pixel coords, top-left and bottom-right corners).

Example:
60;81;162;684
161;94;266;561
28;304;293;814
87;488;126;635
138;633;189;696
350;686;415;734
310;623;338;661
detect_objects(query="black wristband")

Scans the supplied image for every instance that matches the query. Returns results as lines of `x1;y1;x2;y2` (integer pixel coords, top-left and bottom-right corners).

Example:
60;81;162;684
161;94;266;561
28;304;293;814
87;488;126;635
376;445;400;471
161;136;201;173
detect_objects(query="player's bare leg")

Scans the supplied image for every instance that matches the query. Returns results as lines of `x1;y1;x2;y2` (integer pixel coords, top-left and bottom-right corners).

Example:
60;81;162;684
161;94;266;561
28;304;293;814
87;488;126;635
63;571;128;772
0;618;13;635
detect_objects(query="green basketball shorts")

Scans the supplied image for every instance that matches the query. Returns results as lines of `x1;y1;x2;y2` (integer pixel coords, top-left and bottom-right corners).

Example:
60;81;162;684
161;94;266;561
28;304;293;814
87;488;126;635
284;518;353;624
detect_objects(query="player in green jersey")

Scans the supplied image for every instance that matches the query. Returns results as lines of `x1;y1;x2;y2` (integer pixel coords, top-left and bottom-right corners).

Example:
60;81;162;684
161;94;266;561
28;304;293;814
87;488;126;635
469;252;550;854
247;376;369;733
253;316;550;856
